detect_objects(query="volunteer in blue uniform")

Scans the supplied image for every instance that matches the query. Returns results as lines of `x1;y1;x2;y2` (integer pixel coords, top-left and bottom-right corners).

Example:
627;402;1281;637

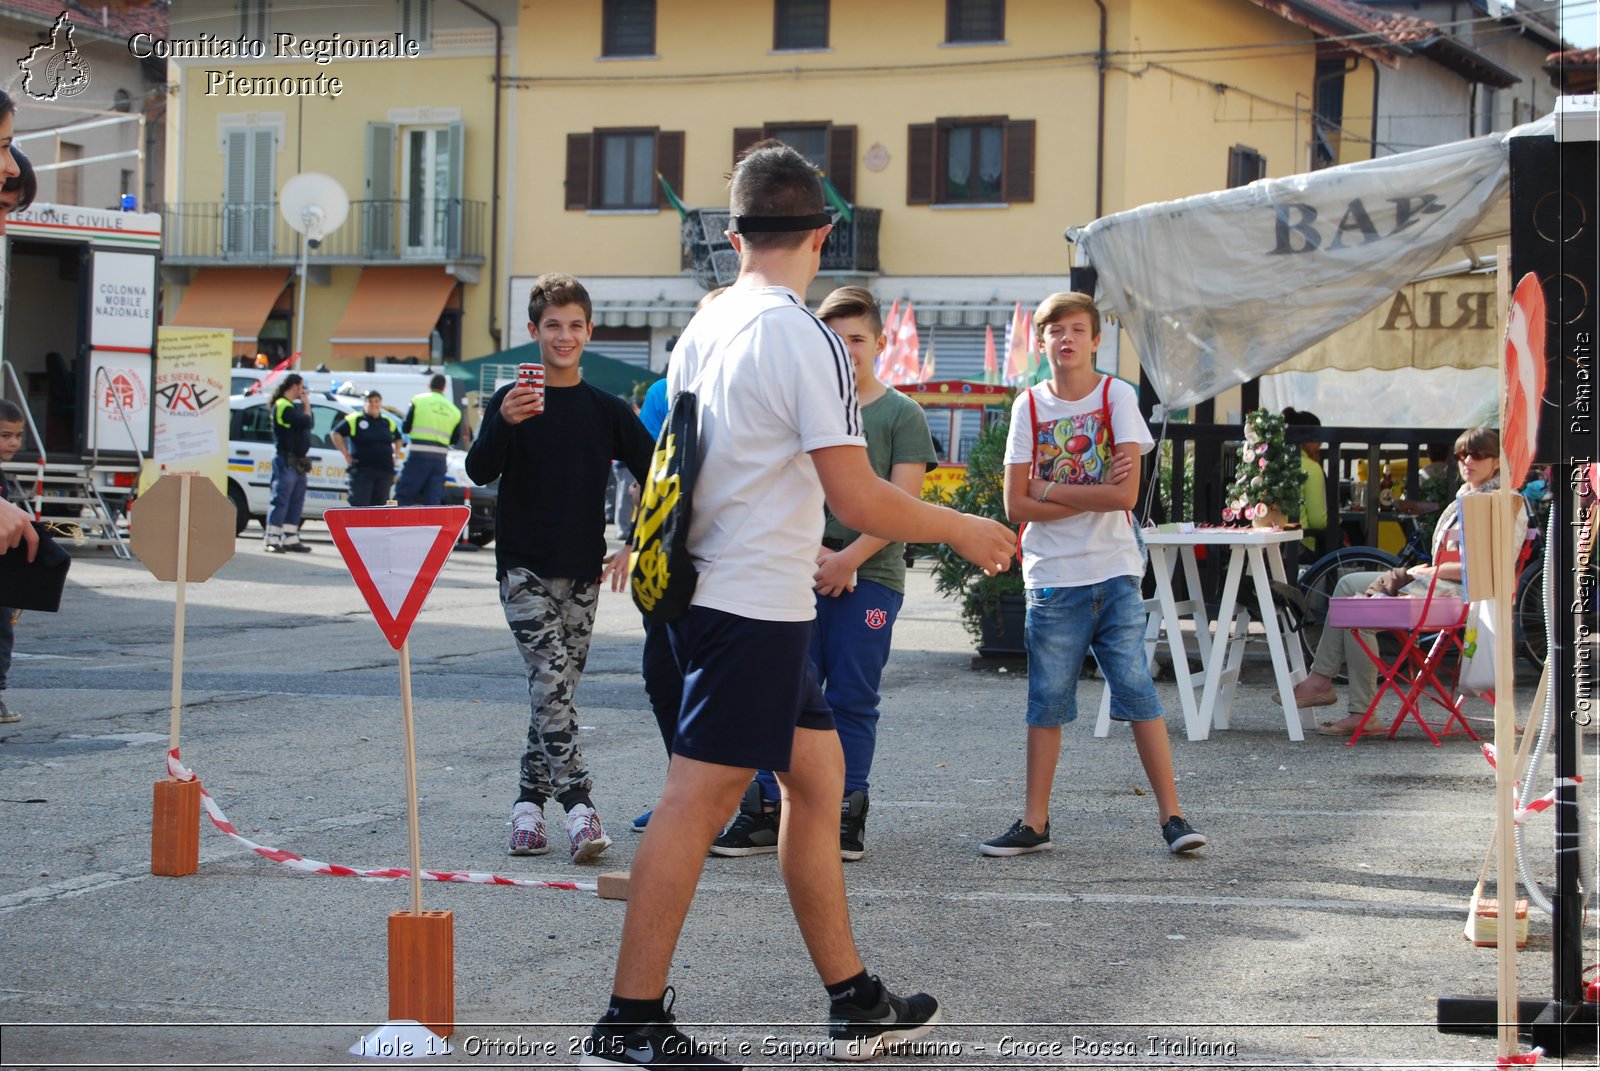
331;390;403;507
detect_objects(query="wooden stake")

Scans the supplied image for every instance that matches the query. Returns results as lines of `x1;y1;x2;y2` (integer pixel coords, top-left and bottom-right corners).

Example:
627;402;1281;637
399;639;423;916
152;475;198;877
168;474;191;753
1466;663;1548;941
1492;492;1520;1058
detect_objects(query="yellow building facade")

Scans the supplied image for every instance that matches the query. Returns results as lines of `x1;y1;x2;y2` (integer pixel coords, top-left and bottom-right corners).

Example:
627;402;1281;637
162;0;515;372
506;0;1346;385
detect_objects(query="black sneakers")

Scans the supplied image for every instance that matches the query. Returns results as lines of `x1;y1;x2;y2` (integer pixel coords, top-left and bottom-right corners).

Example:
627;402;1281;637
979;819;1052;857
1161;814;1208;854
839;790;868;862
827;977;942;1062
710;784;780;857
582;991;736;1068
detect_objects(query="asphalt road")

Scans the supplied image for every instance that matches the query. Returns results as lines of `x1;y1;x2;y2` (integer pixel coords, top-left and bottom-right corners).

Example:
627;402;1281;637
0;526;1594;1070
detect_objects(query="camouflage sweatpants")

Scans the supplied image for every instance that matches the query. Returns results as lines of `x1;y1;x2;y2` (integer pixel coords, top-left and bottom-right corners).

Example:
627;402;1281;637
499;568;599;804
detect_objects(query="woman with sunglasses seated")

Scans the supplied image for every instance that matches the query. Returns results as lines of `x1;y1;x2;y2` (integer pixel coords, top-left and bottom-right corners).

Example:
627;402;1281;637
1287;427;1524;736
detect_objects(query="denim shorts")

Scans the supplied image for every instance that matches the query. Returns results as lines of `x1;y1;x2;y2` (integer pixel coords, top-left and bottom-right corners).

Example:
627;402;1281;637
1025;576;1163;728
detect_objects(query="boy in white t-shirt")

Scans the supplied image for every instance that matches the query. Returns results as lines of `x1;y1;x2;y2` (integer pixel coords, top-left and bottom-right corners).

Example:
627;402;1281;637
581;142;1016;1068
980;292;1207;858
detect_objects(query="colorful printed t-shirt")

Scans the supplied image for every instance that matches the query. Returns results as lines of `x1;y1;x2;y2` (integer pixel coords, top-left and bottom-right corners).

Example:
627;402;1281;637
1004;376;1153;589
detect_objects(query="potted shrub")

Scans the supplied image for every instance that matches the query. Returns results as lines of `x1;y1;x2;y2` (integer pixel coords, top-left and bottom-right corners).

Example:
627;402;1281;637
923;414;1025;656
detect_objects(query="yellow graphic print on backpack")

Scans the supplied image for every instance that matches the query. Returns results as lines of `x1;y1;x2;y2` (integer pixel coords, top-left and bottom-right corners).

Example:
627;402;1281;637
631;429;682;614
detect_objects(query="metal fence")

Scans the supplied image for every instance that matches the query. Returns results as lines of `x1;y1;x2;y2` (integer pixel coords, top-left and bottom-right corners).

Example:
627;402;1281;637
162;199;486;264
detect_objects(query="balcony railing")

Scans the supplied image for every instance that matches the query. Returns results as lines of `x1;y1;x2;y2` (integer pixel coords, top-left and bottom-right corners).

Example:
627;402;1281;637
681;206;880;287
162;199;486;265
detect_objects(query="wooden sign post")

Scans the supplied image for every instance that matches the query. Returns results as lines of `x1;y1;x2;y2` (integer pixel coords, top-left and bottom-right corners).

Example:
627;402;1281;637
324;505;468;1041
129;474;237;877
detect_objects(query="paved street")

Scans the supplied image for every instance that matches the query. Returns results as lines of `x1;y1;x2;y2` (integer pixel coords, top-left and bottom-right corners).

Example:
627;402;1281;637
0;528;1592;1069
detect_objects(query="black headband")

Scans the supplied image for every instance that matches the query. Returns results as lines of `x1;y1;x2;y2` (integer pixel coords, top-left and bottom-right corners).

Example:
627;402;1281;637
728;211;832;234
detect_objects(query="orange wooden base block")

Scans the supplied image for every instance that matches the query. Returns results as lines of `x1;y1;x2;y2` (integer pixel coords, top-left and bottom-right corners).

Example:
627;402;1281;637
388;910;454;1038
150;777;201;877
597;870;631;901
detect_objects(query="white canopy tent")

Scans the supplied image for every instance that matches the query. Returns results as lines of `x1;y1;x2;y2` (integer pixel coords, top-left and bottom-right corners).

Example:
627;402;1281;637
1072;118;1553;419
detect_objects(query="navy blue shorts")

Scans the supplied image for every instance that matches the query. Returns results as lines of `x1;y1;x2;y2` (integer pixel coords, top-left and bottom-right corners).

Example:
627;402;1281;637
667;606;834;771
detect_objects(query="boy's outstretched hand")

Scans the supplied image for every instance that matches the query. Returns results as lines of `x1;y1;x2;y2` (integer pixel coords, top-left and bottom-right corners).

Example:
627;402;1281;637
951;513;1016;576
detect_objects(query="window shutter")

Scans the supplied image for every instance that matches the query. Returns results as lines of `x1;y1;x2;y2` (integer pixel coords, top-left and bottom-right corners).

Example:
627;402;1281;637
223;129;248;255
1002;118;1034;204
656;130;685;210
250;128;275;254
444;119;465;257
827;124;857;202
364;121;396;255
906;123;934;205
566;132;593;210
732;127;763;166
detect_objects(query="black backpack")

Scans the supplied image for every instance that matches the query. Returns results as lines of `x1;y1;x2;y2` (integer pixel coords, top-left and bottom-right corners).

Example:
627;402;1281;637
630;390;699;624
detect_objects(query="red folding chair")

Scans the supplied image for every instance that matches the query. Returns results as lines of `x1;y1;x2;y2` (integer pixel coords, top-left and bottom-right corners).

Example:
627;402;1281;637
1327;533;1534;747
1328;571;1468;746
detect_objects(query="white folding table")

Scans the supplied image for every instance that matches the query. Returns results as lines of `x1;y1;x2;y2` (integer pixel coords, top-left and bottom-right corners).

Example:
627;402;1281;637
1095;527;1310;741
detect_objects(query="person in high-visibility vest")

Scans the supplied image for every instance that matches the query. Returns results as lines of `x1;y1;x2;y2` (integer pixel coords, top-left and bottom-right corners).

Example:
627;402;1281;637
266;373;314;553
330;390;403;507
395;374;464;506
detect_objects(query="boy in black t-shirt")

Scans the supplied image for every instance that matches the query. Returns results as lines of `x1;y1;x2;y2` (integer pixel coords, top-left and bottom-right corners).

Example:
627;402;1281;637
466;273;653;864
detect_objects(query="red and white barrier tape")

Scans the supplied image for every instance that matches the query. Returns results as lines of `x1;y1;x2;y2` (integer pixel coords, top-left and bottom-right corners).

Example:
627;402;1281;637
166;749;596;893
1496;1047;1544;1067
1479;744;1582;824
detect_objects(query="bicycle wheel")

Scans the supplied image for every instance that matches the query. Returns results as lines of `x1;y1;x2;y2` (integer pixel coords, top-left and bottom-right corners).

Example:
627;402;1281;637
1296;546;1403;666
1515;562;1546;670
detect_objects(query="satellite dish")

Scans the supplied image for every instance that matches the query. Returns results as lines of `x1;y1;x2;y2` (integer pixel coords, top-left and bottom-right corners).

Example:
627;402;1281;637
279;172;349;242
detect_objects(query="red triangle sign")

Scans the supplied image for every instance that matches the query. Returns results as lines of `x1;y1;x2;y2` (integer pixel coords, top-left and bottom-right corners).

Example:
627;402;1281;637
324;506;470;649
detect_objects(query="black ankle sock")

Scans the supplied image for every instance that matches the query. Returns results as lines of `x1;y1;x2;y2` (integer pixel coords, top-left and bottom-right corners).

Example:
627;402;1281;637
826;971;879;1009
604;994;666;1024
558;788;594;812
515;788;546;808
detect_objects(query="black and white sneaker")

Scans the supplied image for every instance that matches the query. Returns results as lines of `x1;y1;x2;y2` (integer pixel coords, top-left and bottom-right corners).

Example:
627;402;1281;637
826;977;941;1062
839;790;868;862
1161;815;1207;854
979;819;1052;857
709;784;780;857
581;991;738;1068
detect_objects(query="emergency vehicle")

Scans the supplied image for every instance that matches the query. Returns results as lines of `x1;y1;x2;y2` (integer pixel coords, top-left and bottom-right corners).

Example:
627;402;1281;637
0;201;162;555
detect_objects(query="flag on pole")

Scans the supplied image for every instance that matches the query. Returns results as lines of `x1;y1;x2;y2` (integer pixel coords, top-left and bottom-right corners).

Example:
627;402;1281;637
1003;302;1030;384
821;174;853;223
883;303;921;385
919;336;937;383
877;299;902;379
983;324;998;385
1023;309;1040;380
656;172;689;221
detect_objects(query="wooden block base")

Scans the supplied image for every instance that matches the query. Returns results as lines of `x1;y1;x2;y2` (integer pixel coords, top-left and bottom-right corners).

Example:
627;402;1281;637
597;870;631;901
151;777;201;877
388;910;454;1038
1467;898;1530;948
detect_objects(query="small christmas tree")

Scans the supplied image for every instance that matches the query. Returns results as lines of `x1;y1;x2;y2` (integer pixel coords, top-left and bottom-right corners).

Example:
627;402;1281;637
1223;408;1305;525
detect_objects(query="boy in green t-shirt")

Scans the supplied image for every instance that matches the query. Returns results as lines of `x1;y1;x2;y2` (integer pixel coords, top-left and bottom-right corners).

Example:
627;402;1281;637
711;287;937;861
